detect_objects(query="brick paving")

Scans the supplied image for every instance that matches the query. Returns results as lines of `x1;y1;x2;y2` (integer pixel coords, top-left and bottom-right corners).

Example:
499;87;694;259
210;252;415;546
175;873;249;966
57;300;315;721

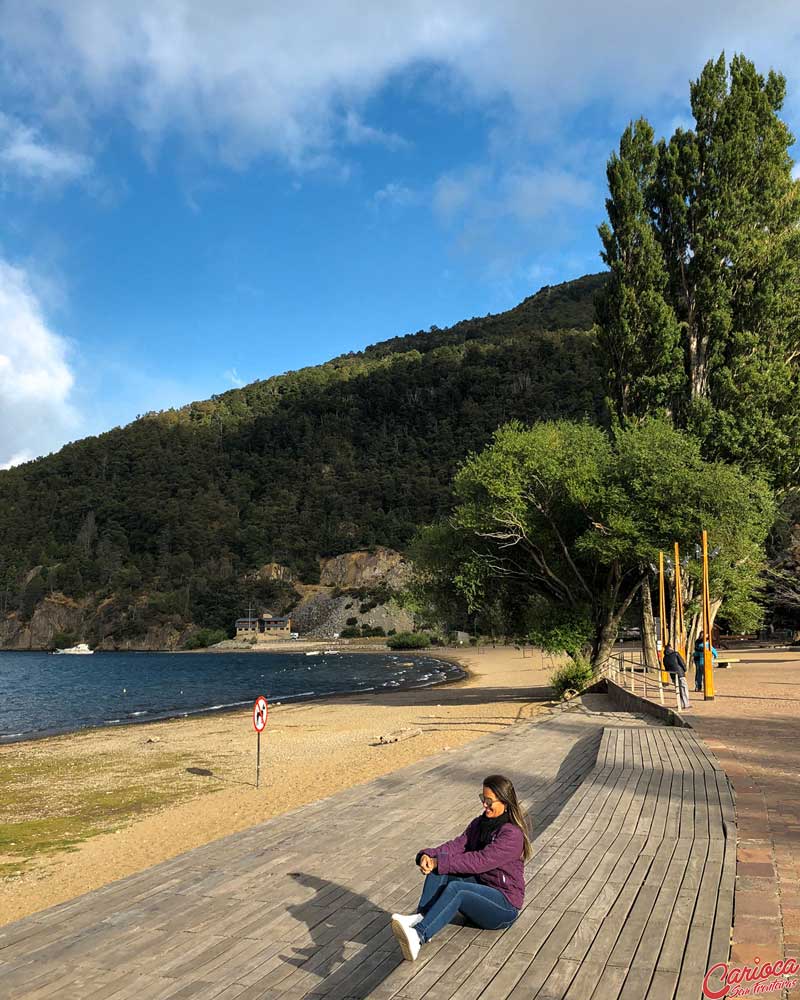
623;646;800;998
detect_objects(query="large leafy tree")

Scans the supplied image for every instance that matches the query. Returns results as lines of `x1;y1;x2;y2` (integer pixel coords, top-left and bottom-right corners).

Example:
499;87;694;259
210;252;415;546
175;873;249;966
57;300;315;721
413;420;773;670
597;53;800;489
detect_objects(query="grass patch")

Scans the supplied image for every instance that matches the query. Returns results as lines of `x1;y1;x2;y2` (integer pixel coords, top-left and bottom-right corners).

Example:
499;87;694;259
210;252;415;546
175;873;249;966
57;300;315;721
0;746;208;879
0;816;105;859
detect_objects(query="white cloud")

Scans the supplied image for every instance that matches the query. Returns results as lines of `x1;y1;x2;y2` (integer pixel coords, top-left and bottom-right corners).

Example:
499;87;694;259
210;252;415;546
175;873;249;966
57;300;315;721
0;450;33;471
0;1;482;168
343;111;408;150
433;164;595;226
224;368;245;388
1;2;798;170
0;112;91;184
0;259;79;467
372;181;418;209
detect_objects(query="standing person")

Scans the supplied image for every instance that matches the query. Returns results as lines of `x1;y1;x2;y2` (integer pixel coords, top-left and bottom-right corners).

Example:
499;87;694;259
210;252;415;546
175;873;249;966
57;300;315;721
664;641;691;709
692;633;718;692
390;774;531;962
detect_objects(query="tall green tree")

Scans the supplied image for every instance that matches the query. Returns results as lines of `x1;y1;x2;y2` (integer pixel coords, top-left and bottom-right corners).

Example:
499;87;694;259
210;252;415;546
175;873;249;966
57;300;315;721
596;119;683;420
598;53;800;489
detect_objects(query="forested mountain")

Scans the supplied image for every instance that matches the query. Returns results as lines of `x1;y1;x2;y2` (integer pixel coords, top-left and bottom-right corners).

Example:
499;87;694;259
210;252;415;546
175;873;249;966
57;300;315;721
0;273;607;645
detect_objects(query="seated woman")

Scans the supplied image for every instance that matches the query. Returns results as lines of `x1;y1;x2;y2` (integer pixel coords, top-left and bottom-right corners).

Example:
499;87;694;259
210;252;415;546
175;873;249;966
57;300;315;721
391;773;531;961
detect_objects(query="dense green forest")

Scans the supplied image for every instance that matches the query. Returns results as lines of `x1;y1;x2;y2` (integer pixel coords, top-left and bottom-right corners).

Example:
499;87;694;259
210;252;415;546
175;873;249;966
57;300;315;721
0;274;607;637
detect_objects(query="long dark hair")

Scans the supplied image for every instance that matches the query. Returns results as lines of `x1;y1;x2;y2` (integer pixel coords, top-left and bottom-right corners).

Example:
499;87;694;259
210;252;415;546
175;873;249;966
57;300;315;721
483;774;533;861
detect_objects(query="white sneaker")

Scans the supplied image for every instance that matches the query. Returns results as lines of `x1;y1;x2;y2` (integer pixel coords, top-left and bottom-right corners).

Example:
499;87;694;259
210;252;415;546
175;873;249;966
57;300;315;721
391;912;423;928
391;916;422;961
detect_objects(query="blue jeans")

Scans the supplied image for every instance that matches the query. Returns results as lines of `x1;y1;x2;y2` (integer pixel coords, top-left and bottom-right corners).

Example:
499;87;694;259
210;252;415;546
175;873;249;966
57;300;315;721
694;661;704;691
414;871;518;943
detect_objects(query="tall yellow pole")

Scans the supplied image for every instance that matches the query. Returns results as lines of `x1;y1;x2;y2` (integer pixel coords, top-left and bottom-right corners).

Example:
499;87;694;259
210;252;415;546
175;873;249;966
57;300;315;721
674;542;686;661
658;551;669;685
702;530;715;700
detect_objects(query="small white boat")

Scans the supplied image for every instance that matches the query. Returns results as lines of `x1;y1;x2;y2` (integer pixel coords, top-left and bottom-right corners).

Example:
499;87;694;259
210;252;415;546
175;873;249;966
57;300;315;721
54;643;94;655
305;650;321;657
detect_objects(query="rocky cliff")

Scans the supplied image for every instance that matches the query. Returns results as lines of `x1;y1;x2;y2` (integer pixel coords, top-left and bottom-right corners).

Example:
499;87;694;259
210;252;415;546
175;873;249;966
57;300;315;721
1;548;413;649
319;547;409;589
289;585;413;640
0;593;195;651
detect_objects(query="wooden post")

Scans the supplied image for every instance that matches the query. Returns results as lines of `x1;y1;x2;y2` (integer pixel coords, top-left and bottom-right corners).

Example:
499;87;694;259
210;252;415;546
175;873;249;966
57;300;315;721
674;542;686;663
658;552;670;685
702;530;715;701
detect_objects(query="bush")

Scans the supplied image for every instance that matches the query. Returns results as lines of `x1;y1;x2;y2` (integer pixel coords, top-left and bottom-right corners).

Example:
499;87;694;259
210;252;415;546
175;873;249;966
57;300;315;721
387;629;396;636
387;632;431;650
345;617;358;627
340;626;361;639
361;625;386;637
549;658;594;701
184;627;228;650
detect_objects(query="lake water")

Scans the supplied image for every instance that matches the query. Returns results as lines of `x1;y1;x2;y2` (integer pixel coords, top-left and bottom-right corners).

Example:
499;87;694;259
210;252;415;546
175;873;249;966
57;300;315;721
0;650;464;743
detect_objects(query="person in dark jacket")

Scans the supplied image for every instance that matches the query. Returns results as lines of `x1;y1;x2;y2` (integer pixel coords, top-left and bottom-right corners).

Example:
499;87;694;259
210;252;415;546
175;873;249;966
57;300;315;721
663;641;691;709
391;773;531;961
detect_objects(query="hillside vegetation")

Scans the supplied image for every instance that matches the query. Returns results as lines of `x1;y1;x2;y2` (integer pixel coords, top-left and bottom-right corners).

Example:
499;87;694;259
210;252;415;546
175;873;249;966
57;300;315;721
0;274;607;647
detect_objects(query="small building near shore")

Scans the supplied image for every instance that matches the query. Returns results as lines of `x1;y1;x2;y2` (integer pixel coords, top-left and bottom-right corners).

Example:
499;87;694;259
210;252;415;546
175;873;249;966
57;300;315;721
235;611;293;642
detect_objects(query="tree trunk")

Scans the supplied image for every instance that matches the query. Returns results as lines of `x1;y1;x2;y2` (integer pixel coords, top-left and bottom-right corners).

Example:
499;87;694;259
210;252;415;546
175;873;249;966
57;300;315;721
592;619;620;674
640;578;659;669
590;573;646;674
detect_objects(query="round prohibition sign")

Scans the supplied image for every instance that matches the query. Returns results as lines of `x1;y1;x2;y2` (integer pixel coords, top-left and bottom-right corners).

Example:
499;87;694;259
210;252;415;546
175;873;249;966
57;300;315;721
253;695;269;733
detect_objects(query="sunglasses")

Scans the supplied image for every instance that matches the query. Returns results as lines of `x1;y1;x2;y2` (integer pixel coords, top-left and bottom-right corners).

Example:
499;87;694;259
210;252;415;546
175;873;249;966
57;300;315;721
478;794;502;807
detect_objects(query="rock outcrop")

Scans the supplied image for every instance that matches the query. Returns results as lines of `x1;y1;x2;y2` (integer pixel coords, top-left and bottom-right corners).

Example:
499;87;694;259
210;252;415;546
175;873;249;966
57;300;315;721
290;585;414;639
250;562;295;583
0;592;195;651
0;594;86;649
319;547;409;590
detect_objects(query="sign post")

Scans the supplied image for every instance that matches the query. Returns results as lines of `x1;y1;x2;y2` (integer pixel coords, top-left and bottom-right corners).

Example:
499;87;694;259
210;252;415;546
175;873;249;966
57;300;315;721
253;695;269;788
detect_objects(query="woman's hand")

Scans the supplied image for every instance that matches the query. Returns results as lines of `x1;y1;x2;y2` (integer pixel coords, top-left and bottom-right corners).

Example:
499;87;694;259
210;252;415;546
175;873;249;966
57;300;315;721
418;854;437;874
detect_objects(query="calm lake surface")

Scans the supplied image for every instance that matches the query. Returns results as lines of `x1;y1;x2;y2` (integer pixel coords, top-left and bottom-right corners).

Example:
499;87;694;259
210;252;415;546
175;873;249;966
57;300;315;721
0;650;464;743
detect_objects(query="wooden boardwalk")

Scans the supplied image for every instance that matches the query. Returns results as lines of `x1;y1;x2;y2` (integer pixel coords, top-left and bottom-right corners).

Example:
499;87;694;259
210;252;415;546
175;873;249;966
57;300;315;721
0;700;735;999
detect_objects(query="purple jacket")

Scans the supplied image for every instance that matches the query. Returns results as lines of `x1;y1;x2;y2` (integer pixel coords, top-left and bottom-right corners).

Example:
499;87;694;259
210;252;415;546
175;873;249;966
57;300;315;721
419;816;525;910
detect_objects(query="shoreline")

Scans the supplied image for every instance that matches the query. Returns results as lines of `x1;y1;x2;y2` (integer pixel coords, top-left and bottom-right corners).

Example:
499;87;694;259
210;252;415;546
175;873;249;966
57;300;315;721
0;645;557;926
0;650;467;746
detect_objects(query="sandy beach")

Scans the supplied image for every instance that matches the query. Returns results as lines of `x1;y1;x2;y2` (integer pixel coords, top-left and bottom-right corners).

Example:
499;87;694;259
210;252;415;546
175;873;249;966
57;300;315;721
0;645;560;926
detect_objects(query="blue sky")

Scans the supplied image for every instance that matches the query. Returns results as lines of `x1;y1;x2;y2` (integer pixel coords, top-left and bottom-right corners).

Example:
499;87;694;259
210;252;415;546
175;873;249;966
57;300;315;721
2;2;800;467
